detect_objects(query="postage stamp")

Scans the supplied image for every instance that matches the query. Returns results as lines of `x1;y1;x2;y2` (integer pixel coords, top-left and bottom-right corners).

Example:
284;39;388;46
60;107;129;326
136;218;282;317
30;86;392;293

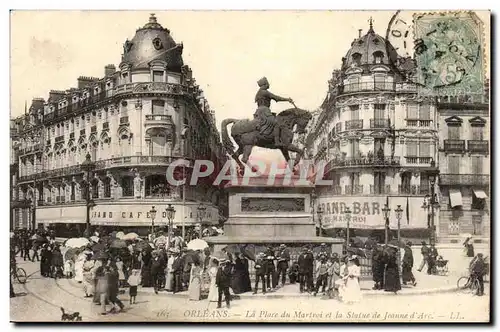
412;11;485;96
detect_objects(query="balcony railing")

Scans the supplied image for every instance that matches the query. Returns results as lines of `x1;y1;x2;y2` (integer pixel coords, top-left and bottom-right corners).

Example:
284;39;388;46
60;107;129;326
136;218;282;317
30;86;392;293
467;140;489;153
398;185;428;195
407;119;432;127
331;186;342;195
19;144;42;155
145;114;173;122
370;118;390;128
345;119;363;130
326;156;400;171
404;156;433;164
341;82;395;93
444;139;466;153
114;82;188;95
55;136;64;143
370;185;392;195
440;174;490;186
93;155;177;169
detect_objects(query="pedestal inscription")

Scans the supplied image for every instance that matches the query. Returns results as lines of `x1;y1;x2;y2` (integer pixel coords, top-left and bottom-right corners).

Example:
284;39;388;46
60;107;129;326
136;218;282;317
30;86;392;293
241;197;305;212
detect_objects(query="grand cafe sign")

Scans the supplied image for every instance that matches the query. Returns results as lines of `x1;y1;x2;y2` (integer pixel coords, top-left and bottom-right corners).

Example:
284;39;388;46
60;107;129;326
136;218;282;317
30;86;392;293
90;204;218;226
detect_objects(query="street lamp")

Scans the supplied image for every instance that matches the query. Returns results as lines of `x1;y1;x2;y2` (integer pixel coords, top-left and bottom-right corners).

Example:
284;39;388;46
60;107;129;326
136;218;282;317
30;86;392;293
149;206;157;235
381;204;391;245
197;202;207;239
395;204;404;278
317;205;324;236
424;160;440;246
166;204;176;247
344;207;352;253
81;153;95;237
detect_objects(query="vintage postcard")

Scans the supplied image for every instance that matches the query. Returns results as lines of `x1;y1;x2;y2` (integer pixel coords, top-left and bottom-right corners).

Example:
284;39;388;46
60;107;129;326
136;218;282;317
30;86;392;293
9;10;490;323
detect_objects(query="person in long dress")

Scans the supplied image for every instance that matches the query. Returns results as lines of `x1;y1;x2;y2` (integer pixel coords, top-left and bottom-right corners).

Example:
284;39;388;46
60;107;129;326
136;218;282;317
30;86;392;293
230;253;252;294
340;256;362;304
383;245;402;293
82;260;95;298
115;256;126;288
165;251;174;292
188;261;203;301
74;252;86;283
207;258;219;302
335;256;349;298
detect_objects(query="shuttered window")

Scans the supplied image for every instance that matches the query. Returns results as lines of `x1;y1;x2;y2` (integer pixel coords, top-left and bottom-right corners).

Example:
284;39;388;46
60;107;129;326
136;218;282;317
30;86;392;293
471;156;483;174
407;104;419;119
406;141;418;156
419;104;431;120
419;141;430;157
448;126;460;140
374;104;385;119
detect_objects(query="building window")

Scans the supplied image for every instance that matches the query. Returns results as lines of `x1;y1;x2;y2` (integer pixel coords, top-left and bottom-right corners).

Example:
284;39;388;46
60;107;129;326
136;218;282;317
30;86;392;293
350;105;360;120
121;176;134;197
145;175;170;197
420;173;429;194
373;51;384;64
352;53;362;66
348;76;360;91
374;74;386;89
471;156;483;174
70;183;75;201
104;178;111;198
374;172;386;194
91;179;99;199
472;215;483;235
401;172;411;194
419;141;431;157
350;172;360;186
374;138;385;158
407;104;419;120
448;155;460;173
419;104;431;120
406;141;418;156
448;126;460;140
153;70;164;82
350;139;360;157
152;100;165;115
471;126;483;140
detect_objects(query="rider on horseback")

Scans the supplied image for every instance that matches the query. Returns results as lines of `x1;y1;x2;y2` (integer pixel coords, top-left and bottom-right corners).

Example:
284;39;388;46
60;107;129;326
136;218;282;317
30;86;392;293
254;77;294;146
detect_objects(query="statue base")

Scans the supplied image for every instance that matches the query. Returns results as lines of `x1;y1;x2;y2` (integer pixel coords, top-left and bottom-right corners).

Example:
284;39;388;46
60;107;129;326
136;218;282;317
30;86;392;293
205;175;343;255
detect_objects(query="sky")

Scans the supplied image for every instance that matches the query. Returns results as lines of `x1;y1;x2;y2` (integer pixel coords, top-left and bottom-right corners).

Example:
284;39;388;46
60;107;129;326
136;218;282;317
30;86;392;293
9;10;490;163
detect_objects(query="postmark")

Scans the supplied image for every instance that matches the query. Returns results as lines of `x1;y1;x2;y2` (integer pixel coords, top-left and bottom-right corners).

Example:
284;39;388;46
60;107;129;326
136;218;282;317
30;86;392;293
386;10;485;97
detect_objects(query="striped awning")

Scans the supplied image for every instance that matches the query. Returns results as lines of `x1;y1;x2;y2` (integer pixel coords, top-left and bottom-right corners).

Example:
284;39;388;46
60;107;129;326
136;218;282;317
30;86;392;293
449;190;463;207
473;190;488;199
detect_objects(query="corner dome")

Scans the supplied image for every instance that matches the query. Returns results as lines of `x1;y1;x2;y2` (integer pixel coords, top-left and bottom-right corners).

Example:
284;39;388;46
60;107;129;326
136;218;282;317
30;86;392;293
342;21;399;71
121;13;184;72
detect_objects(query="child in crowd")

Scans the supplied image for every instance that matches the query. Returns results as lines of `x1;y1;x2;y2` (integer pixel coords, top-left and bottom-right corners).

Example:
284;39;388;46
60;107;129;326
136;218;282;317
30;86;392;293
64;259;74;279
127;269;141;305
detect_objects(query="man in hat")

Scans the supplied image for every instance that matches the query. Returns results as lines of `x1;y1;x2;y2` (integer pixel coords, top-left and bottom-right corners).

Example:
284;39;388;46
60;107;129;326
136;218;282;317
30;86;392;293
253;253;267;294
298;246;314;293
402;241;417;286
276;244;290;287
417;241;429;272
254;77;294;146
314;254;329;296
171;249;183;294
264;246;277;291
215;258;232;309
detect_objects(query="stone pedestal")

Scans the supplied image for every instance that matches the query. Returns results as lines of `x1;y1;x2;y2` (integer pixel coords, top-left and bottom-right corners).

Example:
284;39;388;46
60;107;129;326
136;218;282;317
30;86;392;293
205;176;343;254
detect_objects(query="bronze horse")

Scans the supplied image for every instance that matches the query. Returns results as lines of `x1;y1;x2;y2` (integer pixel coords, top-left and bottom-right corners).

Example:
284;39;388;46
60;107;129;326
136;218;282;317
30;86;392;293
221;108;312;174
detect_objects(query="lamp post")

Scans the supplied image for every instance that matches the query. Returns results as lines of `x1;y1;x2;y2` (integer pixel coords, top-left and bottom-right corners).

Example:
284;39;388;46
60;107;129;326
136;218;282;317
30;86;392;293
345;207;352;253
382;204;391;245
395;204;403;277
81;153;95;237
166;204;176;247
149;206;157;235
311;189;317;235
317;205;324;236
422;160;440;246
197;202;207;239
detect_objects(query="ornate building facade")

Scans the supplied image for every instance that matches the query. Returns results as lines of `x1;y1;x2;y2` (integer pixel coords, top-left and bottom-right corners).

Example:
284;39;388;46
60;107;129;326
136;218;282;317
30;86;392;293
306;23;439;240
12;14;226;235
437;89;490;244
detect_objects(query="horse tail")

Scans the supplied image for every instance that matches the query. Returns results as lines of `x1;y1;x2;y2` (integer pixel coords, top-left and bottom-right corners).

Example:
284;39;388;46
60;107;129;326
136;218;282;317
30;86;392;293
221;119;238;155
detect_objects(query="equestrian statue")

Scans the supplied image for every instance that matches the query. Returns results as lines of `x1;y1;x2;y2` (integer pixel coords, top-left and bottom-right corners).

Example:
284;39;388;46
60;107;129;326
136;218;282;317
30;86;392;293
221;77;312;174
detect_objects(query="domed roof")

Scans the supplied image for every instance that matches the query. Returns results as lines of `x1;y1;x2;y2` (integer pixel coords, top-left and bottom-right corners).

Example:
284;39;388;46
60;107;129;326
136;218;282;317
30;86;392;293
121;14;184;71
342;20;399;70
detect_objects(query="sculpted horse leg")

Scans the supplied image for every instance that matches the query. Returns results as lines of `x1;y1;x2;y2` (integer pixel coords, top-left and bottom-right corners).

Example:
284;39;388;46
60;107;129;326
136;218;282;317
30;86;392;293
283;143;305;170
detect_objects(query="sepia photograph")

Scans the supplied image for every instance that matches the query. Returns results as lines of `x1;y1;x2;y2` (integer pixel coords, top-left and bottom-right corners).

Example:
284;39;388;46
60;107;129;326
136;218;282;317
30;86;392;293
8;9;491;323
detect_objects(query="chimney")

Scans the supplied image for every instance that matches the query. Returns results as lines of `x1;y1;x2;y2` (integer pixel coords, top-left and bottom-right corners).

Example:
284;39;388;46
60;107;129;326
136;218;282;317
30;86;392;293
49;90;66;103
105;64;116;77
358;29;362;38
77;76;99;89
30;98;45;113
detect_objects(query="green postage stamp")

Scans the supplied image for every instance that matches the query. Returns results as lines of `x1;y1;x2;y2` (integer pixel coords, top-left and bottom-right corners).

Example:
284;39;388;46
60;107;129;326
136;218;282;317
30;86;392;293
413;11;485;97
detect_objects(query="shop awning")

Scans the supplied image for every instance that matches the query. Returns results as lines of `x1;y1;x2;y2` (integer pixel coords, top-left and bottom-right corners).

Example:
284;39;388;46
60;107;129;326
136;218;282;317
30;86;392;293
473;190;488;199
449;190;463;207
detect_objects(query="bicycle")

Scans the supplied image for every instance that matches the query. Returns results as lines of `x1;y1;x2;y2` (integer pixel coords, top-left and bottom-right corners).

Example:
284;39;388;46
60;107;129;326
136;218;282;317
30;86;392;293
457;274;481;295
10;266;27;284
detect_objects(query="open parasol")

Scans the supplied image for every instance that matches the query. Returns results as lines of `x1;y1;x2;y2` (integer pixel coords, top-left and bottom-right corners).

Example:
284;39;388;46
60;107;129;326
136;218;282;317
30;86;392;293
122;232;139;241
187;239;209;251
65;237;90;248
110;239;127;249
154;235;168;245
90;235;99;243
115;231;125;239
31;234;48;244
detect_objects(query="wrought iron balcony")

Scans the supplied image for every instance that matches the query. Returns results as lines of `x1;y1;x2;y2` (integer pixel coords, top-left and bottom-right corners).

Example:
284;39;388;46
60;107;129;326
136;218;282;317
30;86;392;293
93;155;176;169
440;174;490;186
467;140;489;154
404;156;433;165
370;185;392;195
326;156;400;170
407;120;432;127
145;114;173;123
398;185;428;195
340;82;395;94
444;139;466;153
345;119;363;130
114;82;188;95
370;118;390;128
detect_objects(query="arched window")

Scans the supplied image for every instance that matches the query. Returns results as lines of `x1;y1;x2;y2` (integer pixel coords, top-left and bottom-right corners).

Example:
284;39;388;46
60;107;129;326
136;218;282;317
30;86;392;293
121;176;134;197
147;128;167;156
352;53;362;66
103;177;112;198
91;178;99;199
373;51;384;64
347;76;360;92
89;134;98;161
145;174;170;198
118;128;131;157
